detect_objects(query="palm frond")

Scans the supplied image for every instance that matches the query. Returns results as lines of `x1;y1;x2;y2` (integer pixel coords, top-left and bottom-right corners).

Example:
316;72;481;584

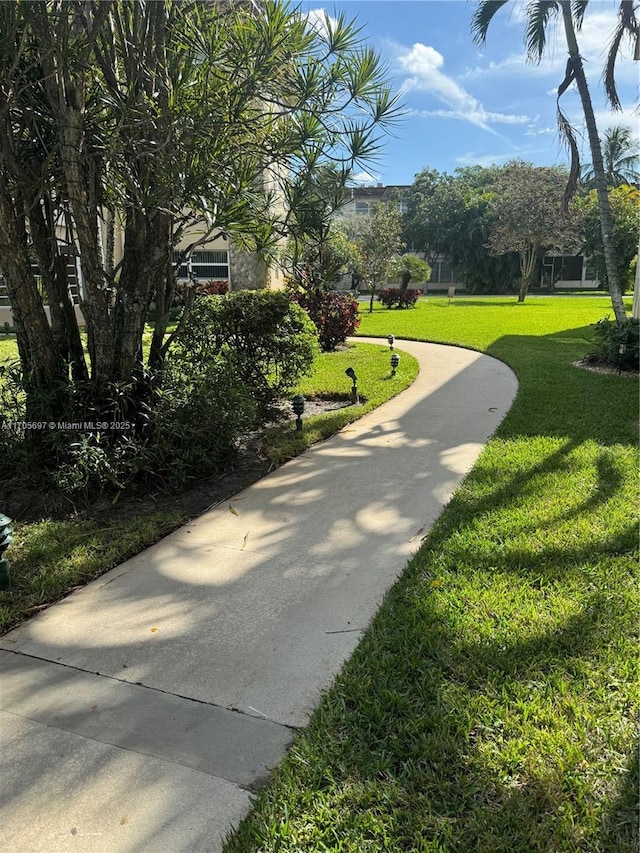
605;1;640;110
525;1;559;63
471;1;510;46
604;23;626;111
571;0;589;30
557;104;580;212
557;57;576;97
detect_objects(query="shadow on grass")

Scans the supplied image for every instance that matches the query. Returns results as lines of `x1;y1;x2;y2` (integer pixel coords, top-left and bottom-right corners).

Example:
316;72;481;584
487;326;638;446
599;743;639;852
226;329;638;852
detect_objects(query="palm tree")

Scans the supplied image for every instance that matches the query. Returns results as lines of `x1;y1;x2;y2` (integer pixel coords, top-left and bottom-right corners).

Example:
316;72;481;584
471;1;631;326
582;126;640;187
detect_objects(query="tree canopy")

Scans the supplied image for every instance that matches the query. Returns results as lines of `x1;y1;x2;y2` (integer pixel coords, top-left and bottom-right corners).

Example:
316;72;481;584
0;0;400;417
576;184;640;293
486;162;580;302
471;0;632;324
582;126;640;188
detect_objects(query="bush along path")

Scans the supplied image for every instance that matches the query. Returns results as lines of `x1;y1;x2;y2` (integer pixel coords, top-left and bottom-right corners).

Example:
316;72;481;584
0;339;516;851
225;297;639;853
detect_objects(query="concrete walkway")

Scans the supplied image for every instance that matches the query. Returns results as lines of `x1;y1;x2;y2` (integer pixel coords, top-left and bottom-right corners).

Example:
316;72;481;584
0;339;517;853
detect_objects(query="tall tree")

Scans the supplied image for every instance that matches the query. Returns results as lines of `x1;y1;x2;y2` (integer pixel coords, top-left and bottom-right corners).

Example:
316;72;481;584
472;0;629;325
340;202;403;312
404;165;519;294
486;162;580;302
582;126;640;188
0;1;400;418
576;184;640;293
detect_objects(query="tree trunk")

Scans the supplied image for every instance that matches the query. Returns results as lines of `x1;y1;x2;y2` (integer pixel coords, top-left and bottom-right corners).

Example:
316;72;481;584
149;253;178;369
560;2;627;325
0;183;66;416
517;244;538;303
27;192;88;382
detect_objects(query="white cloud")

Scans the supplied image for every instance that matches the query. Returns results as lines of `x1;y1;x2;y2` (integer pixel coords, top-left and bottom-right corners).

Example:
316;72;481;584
348;170;381;186
409;108;529;126
397;42;531;132
462;6;637;86
304;8;339;39
455;150;521;167
525;126;556;136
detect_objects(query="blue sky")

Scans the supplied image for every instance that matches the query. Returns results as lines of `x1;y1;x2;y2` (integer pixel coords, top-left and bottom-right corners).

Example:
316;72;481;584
301;1;639;185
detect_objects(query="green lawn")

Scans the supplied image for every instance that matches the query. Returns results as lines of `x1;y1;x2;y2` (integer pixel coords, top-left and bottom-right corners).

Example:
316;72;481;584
225;296;639;852
0;342;418;633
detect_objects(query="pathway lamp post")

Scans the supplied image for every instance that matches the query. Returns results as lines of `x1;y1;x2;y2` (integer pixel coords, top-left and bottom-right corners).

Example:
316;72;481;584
345;367;359;404
292;394;305;431
618;342;627;373
0;514;13;590
390;352;400;376
387;334;395;350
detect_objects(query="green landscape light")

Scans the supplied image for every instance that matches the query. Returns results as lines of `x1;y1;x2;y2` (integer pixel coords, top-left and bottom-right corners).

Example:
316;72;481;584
618;342;627;374
387;334;395;350
345;367;359;404
390;352;400;376
0;514;13;590
292;394;305;431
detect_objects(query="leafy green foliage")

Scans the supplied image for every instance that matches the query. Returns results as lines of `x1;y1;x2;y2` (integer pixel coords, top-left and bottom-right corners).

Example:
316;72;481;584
349;201;405;312
487;162;580;301
171;291;317;413
586;317;639;370
582;126;640;187
0;0;401;421
471;0;630;324
576;184;640;293
150;361;257;487
390;253;431;288
377;288;421;309
404;165;520;294
292;291;360;351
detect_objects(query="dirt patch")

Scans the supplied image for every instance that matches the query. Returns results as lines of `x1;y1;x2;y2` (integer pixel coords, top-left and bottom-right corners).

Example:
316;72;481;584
572;359;638;377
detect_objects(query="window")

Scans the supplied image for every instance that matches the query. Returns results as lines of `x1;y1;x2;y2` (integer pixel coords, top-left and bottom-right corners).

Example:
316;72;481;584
355;201;370;215
174;249;229;281
584;259;599;282
0;256;81;305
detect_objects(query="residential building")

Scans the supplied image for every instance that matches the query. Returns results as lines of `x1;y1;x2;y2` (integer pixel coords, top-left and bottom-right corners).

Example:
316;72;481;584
339;183;601;292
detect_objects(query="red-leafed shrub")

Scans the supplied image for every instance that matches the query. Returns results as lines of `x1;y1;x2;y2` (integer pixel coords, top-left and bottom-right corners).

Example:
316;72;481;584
377;288;421;309
292;291;360;351
196;279;229;295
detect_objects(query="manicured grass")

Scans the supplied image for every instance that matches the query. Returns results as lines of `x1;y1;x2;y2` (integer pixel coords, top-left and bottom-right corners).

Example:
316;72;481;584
264;342;418;464
0;513;184;633
0;341;417;634
225;296;639;852
0;336;17;360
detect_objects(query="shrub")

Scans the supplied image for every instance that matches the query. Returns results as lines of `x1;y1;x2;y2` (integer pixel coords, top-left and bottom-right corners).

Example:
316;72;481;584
196;279;229;295
0;351;256;497
0;290;316;498
149;360;256;486
585;316;639;371
377;288;421;309
172;290;317;413
292;291;360;352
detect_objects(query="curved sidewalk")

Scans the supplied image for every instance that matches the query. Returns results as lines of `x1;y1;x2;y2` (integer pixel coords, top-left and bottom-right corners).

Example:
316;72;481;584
0;339;517;853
